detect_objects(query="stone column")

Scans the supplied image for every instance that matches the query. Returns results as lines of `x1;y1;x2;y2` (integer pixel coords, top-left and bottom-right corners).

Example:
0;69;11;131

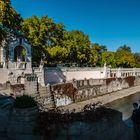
0;47;3;65
117;68;121;78
103;63;107;78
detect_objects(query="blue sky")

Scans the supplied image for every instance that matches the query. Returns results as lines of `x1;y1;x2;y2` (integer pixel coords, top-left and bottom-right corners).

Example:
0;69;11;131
11;0;140;52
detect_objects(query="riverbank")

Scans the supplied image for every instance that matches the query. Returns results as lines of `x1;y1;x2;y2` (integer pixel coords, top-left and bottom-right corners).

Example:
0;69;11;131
60;85;140;111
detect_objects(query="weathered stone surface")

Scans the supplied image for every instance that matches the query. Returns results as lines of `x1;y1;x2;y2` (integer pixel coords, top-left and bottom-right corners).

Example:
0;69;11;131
0;105;43;140
47;77;140;107
47;111;133;140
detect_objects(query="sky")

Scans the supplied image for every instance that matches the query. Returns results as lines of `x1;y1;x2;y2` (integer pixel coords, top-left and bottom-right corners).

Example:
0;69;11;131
11;0;140;52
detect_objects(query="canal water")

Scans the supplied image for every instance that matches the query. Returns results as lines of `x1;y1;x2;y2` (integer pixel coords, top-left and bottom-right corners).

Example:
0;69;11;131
105;92;140;126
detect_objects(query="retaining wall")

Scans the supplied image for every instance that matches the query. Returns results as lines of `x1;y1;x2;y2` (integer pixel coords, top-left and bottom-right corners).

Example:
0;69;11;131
50;76;140;107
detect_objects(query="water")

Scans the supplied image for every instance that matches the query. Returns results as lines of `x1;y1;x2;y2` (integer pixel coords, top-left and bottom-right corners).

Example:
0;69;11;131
105;92;140;127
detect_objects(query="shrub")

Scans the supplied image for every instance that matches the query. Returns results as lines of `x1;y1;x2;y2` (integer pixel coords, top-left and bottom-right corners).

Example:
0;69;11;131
14;95;37;108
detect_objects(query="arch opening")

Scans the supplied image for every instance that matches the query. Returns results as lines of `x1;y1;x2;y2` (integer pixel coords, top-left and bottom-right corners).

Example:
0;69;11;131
14;46;27;62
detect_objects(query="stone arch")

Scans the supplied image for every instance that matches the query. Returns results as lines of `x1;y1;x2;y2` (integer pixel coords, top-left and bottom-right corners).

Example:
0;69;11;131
17;76;22;83
14;45;27;62
17;76;25;84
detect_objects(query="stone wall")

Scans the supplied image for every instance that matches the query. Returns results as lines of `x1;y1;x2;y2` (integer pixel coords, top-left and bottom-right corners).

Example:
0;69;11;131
44;67;107;84
34;106;133;140
0;82;10;91
49;76;140;107
0;69;8;83
0;105;133;140
24;74;38;95
44;67;140;84
0;107;44;140
48;111;132;140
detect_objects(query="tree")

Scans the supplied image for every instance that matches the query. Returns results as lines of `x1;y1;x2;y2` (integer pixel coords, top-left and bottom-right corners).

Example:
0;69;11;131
63;30;91;65
134;53;140;68
115;48;135;68
89;46;98;66
117;45;131;53
0;0;22;44
46;46;68;64
21;16;65;64
90;43;107;66
101;51;116;67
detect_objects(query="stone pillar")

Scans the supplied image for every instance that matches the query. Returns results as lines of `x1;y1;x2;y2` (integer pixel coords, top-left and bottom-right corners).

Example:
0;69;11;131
39;62;45;86
0;47;3;64
103;63;107;78
133;68;136;76
117;68;121;78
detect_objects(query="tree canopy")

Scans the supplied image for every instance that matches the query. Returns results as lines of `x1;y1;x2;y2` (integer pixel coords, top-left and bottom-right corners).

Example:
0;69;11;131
1;1;140;68
21;16;65;63
115;46;135;68
102;51;116;67
0;0;22;43
62;30;91;65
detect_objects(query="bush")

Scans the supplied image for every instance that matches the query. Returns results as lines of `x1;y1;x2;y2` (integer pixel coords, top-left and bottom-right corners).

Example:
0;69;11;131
14;95;37;108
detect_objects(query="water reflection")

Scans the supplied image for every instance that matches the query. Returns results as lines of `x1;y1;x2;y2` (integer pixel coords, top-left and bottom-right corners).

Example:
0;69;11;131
105;92;140;122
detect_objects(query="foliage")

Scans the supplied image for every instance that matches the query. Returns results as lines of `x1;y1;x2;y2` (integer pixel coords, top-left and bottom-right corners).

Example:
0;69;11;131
117;45;131;53
115;48;135;68
125;76;135;87
21;48;27;57
134;53;140;68
1;1;139;68
90;43;107;66
21;16;65;63
63;30;91;65
0;0;22;43
46;46;67;64
102;51;116;67
14;95;37;108
52;83;77;100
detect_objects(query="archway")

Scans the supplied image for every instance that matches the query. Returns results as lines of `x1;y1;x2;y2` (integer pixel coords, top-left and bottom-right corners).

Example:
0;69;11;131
17;76;22;83
14;46;27;62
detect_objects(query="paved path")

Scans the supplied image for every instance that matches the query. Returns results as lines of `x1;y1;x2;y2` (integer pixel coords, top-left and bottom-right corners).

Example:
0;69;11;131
60;85;140;111
0;89;11;98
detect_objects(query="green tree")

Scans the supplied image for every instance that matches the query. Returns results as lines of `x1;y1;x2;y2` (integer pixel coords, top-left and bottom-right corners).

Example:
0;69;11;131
134;53;140;68
0;0;22;44
46;46;68;64
102;51;116;67
63;30;91;65
89;46;98;66
90;43;107;66
117;45;131;53
115;47;135;68
21;16;65;64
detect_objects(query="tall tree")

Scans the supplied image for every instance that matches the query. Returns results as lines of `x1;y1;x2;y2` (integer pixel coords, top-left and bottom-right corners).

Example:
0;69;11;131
63;30;91;65
90;43;107;66
101;51;116;67
46;46;68;64
115;47;135;68
117;45;131;53
21;16;65;63
0;0;22;43
134;53;140;68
